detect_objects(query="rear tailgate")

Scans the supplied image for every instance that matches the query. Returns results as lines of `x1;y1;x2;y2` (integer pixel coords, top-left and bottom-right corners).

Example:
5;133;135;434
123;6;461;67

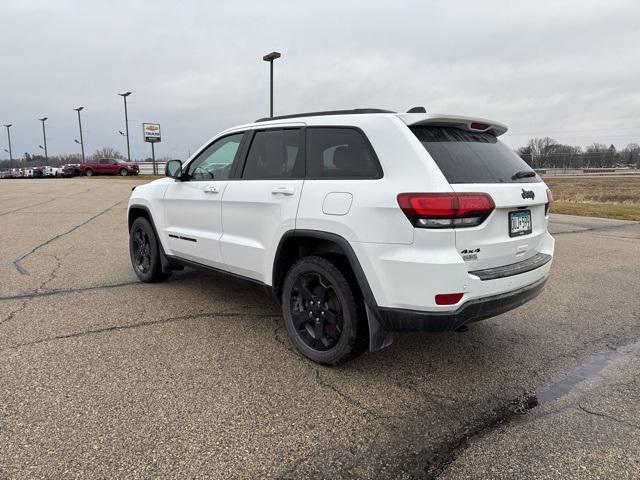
409;123;550;271
450;183;548;270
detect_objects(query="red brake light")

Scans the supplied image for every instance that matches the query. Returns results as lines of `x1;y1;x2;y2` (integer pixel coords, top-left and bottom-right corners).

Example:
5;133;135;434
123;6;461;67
435;293;464;305
397;193;495;228
469;122;490;131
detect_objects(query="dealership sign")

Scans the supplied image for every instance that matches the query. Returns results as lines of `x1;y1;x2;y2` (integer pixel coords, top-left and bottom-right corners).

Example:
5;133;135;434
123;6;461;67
142;123;161;143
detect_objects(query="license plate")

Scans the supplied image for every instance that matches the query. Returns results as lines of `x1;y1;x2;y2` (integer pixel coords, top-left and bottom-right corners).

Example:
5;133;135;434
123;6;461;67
509;210;532;237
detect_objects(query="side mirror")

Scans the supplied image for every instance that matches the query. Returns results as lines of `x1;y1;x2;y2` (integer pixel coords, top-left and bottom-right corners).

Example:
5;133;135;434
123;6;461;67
165;159;183;179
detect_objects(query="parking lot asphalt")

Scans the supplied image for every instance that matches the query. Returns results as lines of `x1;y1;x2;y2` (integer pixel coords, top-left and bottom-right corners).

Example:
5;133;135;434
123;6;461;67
1;178;639;479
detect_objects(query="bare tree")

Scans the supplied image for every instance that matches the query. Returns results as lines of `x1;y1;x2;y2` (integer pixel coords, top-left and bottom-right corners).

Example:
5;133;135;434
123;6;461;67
621;143;640;167
92;147;124;160
584;143;609;168
526;137;559;168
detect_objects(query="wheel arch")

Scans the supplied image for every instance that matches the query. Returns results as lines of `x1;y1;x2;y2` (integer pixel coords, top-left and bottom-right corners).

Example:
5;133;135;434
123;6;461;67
128;204;173;273
272;230;393;352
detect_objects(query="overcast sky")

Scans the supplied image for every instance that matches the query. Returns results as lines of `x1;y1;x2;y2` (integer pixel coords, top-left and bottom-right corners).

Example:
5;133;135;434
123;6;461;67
1;0;639;160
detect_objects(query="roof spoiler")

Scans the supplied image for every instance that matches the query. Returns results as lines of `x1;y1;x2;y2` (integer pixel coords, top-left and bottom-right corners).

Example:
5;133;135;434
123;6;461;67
398;113;508;136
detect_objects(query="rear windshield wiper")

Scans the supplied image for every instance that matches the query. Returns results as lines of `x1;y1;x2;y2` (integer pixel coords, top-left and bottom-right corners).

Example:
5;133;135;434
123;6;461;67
512;170;537;180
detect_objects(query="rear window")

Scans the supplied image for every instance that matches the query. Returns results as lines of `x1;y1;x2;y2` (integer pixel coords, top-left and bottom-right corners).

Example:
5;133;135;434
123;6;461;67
306;127;381;179
410;126;540;184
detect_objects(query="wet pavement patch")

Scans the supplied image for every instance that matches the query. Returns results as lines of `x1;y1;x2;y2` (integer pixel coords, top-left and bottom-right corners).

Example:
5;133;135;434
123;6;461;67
422;337;640;478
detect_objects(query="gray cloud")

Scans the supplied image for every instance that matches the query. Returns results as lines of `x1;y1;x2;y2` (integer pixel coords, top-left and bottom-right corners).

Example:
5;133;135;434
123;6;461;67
1;0;639;160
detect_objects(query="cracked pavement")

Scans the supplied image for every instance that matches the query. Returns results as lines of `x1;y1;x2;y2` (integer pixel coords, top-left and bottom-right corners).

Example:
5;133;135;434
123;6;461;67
1;178;639;479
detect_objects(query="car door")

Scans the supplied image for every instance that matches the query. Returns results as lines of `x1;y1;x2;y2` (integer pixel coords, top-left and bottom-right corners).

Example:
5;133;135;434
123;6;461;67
220;127;305;282
109;159;121;174
163;132;246;268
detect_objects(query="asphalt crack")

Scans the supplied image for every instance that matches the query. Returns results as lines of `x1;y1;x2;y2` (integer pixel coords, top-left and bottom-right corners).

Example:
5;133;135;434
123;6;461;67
0;198;55;217
36;254;62;293
577;404;640;431
552;222;639;237
8;310;281;350
0;301;28;327
0;187;92;217
422;336;640;478
12;200;124;275
421;393;538;479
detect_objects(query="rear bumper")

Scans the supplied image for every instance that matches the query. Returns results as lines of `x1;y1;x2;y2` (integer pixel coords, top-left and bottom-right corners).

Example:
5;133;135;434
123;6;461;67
350;231;555;312
375;275;548;333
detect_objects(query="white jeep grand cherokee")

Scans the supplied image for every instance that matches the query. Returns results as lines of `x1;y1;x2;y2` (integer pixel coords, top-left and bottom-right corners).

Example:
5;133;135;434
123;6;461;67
127;108;554;365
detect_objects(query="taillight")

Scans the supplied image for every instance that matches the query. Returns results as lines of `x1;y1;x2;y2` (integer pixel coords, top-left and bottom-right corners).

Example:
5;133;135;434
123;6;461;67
545;189;553;216
397;192;495;228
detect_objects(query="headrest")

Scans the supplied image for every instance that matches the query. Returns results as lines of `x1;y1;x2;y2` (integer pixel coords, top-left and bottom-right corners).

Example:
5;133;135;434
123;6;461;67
333;144;369;174
264;137;286;172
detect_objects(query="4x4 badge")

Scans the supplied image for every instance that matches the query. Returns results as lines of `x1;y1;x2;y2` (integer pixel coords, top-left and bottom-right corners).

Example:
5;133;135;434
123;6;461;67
521;189;535;200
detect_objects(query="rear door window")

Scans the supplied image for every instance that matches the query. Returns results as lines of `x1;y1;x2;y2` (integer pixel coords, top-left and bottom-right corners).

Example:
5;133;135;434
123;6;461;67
242;129;303;179
306;127;381;179
410;126;540;184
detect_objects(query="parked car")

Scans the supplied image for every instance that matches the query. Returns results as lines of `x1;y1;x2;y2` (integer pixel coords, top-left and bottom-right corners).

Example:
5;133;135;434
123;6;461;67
79;158;140;176
127;108;555;365
62;164;81;177
43;166;63;177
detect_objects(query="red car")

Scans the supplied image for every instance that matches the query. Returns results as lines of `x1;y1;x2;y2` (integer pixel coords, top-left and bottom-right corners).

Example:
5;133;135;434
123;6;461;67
79;158;140;176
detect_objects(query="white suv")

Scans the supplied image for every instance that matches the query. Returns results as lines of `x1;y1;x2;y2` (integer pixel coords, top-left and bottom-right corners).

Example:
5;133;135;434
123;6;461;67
127;108;554;365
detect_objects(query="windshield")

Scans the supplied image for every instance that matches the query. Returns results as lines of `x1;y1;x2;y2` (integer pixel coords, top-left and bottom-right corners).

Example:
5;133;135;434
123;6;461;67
410;126;540;184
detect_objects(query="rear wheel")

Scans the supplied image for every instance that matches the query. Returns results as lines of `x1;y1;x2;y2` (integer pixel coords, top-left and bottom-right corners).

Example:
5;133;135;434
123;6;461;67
129;217;171;282
84;168;94;177
281;256;360;365
119;168;128;176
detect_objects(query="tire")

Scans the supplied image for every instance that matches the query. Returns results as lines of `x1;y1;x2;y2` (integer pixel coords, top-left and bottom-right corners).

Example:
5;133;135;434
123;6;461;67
281;256;360;365
129;217;171;282
119;168;128;176
85;168;94;177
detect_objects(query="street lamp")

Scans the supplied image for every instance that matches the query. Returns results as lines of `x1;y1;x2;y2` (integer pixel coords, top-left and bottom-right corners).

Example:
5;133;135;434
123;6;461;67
262;51;281;118
73;107;85;163
118;91;132;162
38;117;48;161
3;124;13;168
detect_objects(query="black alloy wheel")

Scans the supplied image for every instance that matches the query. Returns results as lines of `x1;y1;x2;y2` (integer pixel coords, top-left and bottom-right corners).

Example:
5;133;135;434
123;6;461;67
131;226;152;274
128;217;170;282
290;271;344;351
282;256;360;365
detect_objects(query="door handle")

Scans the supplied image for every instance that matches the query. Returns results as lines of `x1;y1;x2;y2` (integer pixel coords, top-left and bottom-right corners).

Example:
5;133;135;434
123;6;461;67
204;185;220;194
271;186;295;195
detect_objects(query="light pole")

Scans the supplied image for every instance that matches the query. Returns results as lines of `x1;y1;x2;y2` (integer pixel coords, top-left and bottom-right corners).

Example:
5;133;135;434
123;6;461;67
38;117;48;162
3;124;13;168
73;107;85;163
262;51;281;118
118;91;131;162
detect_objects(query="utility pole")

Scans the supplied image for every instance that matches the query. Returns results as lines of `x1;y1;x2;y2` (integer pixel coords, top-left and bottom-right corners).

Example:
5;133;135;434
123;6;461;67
118;91;132;162
4;124;13;168
74;107;85;163
38;117;48;161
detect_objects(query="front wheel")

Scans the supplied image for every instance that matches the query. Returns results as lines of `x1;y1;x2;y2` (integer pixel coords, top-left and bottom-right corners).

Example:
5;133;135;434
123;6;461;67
84;168;94;177
281;256;360;365
129;217;171;282
119;168;128;176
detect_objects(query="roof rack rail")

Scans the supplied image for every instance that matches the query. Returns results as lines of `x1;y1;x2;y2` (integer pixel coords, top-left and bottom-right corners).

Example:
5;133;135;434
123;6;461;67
255;108;395;122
